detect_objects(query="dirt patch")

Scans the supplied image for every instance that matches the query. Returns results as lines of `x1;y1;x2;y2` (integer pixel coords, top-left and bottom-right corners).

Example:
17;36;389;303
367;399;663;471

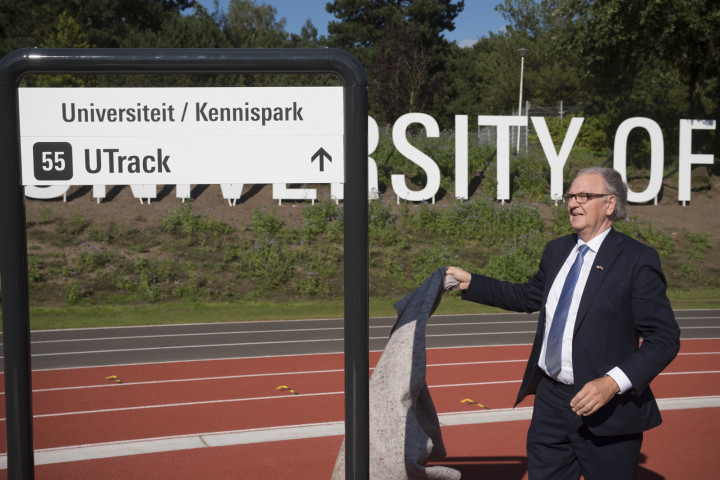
25;179;720;244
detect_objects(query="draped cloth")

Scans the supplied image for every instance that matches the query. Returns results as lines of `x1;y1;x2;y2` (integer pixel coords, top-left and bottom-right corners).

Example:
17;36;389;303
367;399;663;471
331;268;461;479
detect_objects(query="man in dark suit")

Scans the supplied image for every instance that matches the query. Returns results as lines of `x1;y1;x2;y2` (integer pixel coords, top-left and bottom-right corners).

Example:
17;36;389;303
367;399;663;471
447;167;680;479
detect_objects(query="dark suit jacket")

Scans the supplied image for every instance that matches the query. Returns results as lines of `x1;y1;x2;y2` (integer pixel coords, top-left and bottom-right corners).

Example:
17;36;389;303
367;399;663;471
462;228;681;436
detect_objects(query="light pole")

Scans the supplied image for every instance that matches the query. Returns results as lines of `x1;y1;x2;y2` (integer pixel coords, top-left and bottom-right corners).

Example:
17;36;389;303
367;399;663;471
516;47;529;154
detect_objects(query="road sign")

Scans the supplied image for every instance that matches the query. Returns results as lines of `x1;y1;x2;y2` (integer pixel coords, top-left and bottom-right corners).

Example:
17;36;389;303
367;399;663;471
19;86;344;185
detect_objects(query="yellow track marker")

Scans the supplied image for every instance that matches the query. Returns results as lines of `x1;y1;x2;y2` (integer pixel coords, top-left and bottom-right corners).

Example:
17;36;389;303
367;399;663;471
105;375;121;384
276;385;298;395
460;398;488;409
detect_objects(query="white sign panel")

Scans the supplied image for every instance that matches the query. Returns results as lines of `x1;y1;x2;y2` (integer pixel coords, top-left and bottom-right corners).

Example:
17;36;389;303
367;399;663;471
19;87;344;185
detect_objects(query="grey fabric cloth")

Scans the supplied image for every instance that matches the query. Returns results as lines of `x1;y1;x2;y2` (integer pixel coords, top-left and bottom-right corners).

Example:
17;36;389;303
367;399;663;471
331;268;461;480
443;274;460;292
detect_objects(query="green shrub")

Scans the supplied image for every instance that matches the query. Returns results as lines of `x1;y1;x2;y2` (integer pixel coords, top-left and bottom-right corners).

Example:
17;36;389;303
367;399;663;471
641;223;675;256
482;242;545;283
301;200;343;240
685;231;711;260
530;115;611;152
162;203;233;238
368;199;399;245
234;237;294;286
613;216;643;238
27;256;43;283
409;242;463;285
54;210;90;240
76;241;115;272
413;197;545;247
551;203;573;235
250;208;285;237
511;155;549;199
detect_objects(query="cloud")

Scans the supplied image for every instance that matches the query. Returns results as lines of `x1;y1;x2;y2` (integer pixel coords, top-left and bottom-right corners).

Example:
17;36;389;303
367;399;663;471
458;38;477;48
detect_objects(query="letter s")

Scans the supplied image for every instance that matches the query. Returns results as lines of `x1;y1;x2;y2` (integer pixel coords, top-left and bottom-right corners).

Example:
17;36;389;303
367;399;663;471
391;113;441;202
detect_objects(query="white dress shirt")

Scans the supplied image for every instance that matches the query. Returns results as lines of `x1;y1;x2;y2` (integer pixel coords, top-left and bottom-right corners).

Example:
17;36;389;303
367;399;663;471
539;228;632;393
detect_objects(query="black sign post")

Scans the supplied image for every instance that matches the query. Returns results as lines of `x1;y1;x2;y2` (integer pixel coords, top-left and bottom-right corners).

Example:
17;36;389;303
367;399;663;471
0;48;369;480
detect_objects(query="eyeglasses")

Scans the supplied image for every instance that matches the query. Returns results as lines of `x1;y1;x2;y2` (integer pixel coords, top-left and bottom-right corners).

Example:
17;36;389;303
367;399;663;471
562;193;611;204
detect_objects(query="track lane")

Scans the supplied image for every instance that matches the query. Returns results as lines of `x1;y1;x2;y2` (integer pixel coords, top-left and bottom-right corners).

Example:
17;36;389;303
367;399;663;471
0;312;716;477
0;339;715;454
13;310;716;370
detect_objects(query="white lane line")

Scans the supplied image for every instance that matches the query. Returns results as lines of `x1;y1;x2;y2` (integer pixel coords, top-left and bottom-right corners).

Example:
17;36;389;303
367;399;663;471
1;311;713;347
11;370;720;420
28;321;539;345
22;342;718;374
30;331;538;357
26;319;716;346
29;359;527;393
27;329;720;357
31;369;347;393
24;315;719;344
3;378;524;420
17;338;719;372
681;326;720;329
28;328;717;357
2;395;718;469
18;391;346;419
20;313;527;335
23;344;530;372
660;370;720;376
17;350;720;394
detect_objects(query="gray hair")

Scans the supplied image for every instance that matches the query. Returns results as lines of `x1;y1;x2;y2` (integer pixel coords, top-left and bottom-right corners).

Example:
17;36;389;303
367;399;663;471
576;167;628;220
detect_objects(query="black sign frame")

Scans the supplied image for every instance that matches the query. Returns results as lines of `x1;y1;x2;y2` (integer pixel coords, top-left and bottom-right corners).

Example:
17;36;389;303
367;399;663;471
0;48;369;480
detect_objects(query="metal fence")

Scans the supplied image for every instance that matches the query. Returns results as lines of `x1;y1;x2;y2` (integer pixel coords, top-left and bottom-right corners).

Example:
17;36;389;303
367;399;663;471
477;102;583;154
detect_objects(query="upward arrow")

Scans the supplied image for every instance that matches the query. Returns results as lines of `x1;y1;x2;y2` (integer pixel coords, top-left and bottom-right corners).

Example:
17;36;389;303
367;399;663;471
311;147;332;172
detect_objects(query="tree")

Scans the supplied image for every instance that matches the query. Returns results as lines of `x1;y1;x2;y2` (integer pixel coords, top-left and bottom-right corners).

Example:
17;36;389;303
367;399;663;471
224;0;288;48
288;19;327;47
0;0;196;56
0;0;64;56
326;0;464;126
34;11;91;87
493;0;585;109
327;0;463;52
371;21;443;124
124;6;229;50
559;0;719;121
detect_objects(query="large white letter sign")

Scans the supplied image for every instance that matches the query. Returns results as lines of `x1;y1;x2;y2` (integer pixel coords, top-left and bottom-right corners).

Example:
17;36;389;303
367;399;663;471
220;184;244;206
272;183;316;205
613;117;664;204
477;115;527;202
455;115;469;200
24;185;69;200
532;116;584;202
679;119;716;204
330;116;380;201
367;116;380;199
391;113;441;202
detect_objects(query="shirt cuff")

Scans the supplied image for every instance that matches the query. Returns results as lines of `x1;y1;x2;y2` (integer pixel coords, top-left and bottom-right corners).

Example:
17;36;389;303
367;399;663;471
606;367;633;394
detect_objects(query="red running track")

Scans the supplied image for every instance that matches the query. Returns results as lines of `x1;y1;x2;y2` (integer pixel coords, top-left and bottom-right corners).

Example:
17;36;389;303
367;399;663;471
0;338;718;479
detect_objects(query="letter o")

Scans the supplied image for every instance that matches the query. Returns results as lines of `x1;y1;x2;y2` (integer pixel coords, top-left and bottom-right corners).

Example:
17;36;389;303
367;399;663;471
613;117;664;203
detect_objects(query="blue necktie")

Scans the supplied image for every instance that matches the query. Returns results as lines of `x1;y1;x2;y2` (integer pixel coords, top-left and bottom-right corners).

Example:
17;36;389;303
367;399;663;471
545;244;589;378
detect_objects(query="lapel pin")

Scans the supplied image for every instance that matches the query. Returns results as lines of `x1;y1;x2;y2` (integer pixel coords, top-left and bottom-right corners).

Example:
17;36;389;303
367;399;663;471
596;265;604;270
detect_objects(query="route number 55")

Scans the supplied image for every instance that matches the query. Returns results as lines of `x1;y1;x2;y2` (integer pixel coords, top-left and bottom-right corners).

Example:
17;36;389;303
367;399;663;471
42;151;66;171
33;142;73;181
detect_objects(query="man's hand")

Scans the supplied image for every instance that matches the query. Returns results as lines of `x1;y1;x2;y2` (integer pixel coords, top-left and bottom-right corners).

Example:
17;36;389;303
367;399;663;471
445;266;472;291
570;375;620;416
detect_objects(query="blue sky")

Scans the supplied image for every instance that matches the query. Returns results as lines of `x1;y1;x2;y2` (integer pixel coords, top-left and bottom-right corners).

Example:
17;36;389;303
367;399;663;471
194;1;508;47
